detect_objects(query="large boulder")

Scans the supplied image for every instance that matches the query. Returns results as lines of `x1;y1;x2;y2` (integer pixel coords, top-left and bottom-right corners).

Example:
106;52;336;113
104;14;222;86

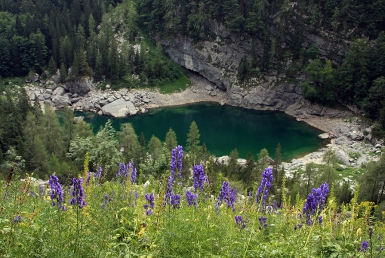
65;77;93;95
101;99;137;117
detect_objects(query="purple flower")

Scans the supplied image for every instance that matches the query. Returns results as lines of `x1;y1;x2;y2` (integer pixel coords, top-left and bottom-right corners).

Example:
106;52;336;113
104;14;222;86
318;216;323;224
247;191;252;202
146;209;153;216
255;167;273;206
95;165;102;179
49;175;66;210
70;178;86;209
102;193;109;209
217;181;237;212
361;241;369;252
235;215;246;229
259;216;268;229
170;146;184;179
302;182;329;226
13;215;22;223
39;185;44;197
186;190;198;207
130;161;137;184
30;190;36;197
193;164;207;192
117;162;129;178
145;193;155;209
170;194;181;209
86;171;91;186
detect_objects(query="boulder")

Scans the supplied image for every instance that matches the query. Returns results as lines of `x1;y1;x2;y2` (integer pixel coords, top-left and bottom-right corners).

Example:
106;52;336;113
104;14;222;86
52;86;66;96
349;131;364;141
52;94;71;108
101;99;137;117
335;149;350;165
65;77;93;95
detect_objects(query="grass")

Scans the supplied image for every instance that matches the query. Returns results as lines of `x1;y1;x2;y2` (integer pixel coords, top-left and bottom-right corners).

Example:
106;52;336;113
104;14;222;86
157;74;190;94
1;159;384;257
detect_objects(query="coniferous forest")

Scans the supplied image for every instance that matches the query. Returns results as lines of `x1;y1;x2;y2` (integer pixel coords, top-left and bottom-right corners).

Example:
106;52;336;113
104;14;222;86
1;0;385;257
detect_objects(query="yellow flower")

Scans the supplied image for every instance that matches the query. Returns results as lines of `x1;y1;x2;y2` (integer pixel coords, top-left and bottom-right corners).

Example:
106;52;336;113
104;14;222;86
356;228;362;236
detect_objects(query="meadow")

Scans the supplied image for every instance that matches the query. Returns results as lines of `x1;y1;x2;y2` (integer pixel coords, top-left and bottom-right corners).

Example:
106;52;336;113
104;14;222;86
1;146;384;258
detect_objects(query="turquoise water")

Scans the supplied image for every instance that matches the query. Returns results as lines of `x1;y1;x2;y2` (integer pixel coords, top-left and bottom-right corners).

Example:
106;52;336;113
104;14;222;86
75;103;328;161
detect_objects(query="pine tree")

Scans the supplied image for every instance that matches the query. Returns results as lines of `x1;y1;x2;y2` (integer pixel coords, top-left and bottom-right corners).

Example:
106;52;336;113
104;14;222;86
186;121;201;165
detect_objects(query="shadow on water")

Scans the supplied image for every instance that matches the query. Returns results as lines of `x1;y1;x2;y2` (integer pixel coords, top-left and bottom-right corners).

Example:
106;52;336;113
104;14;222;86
73;102;328;161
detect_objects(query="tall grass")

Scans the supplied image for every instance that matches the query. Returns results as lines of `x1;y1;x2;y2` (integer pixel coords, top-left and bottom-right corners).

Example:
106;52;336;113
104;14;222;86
1;160;384;257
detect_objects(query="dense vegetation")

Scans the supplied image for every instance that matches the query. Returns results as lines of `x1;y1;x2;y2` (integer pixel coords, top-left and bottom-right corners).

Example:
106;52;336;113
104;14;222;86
1;146;385;257
0;0;186;87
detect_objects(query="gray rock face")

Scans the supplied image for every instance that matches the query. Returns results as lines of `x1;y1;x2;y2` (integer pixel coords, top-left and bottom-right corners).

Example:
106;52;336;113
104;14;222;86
349;131;364;141
65;78;93;95
101;99;137;117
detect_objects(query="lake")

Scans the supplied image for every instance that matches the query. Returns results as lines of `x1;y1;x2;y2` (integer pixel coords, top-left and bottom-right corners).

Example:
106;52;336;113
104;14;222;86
75;102;328;161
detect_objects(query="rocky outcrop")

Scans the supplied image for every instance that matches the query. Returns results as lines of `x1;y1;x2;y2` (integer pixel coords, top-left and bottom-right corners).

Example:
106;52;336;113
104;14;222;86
65;77;94;95
101;99;137;117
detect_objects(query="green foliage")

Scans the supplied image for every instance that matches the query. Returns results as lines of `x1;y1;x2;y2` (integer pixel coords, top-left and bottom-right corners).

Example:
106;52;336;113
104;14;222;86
186;121;201;165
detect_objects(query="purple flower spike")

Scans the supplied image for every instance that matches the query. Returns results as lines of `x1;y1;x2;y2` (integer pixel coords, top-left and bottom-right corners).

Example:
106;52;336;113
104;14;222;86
49;175;66;210
70;178;86;209
217;181;237;212
186;190;198;207
130;161;137;184
302;182;329;226
361;241;369;252
235;215;247;229
144;192;155;215
170;194;181;209
95;166;102;179
193;164;207;192
170;146;184;179
255;167;273;206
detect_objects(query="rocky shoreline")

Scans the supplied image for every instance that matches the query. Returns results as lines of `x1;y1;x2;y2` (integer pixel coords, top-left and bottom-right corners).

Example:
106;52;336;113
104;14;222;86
24;73;383;181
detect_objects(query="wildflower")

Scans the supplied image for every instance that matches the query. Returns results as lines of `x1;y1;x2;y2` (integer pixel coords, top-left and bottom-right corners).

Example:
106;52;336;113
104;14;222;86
39;185;44;197
49;175;66;210
193;164;207;192
259;216;268;229
95;165;102;179
130;161;137;184
369;227;373;238
117;162;129;178
70;178;86;209
217;181;237;212
170;194;181;209
146;209;153;216
102;193;109;209
13;215;22;223
86;171;91;186
145;193;155;209
170;146;184;179
302;182;329;225
30;190;36;197
318;216;323;224
247;191;252;202
235;215;247;229
255;167;273;206
361;241;369;252
186;190;198;207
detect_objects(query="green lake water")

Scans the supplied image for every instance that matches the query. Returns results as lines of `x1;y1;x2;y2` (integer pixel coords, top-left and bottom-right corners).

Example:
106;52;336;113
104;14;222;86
75;102;328;161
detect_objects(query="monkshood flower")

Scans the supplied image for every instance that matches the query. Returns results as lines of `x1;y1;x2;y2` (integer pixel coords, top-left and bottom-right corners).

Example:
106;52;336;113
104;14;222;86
302;182;329;225
164;175;174;206
258;216;268;230
95;165;102;179
102;193;109;209
186;190;197;207
13;215;22;223
39;185;44;197
70;178;86;209
145;193;155;209
86;171;91;186
170;193;181;209
116;162;129;178
30;190;36;197
170;145;184;179
361;241;369;252
193;164;207;192
217;181;237;212
130;161;137;184
144;192;154;216
247;191;252;202
255;167;273;206
235;215;246;229
49;175;66;210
